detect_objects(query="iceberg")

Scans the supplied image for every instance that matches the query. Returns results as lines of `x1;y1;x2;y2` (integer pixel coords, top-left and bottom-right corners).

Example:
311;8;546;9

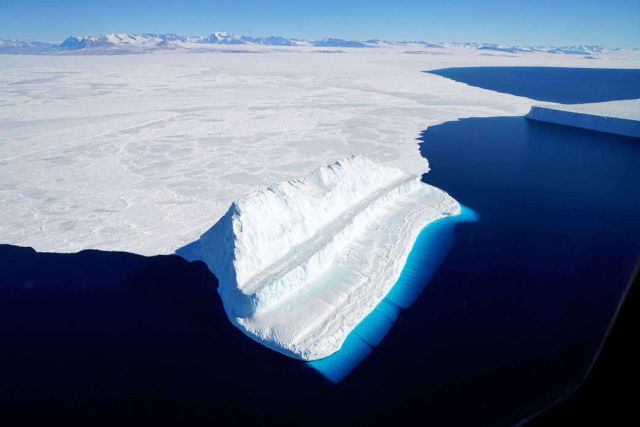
198;155;460;360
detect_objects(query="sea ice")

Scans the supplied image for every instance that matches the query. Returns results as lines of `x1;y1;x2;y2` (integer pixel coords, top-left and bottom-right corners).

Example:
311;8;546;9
1;47;638;255
195;155;460;360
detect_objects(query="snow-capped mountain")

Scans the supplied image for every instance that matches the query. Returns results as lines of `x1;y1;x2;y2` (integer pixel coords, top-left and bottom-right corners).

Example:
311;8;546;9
450;42;612;56
55;33;199;52
0;39;57;54
44;32;310;53
0;32;631;56
201;31;246;45
245;36;299;46
312;37;368;48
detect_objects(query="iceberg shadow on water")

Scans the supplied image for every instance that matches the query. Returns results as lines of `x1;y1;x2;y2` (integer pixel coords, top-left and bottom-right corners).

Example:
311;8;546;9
308;205;479;383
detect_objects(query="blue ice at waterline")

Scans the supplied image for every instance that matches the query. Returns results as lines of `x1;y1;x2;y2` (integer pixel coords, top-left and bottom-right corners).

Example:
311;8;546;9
309;204;479;383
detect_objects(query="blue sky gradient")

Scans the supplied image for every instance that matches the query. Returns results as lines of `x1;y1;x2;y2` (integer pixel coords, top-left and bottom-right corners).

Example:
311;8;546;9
2;0;639;47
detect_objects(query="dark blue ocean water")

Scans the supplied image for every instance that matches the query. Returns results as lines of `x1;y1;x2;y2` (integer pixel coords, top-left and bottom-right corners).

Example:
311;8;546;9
416;116;640;420
426;67;640;103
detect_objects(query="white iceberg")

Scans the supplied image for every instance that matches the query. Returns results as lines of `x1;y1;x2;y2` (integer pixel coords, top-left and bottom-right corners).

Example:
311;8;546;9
198;155;460;360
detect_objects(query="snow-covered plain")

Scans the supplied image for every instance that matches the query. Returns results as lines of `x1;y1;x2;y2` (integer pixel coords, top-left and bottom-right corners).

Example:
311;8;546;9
197;155;459;360
1;46;639;255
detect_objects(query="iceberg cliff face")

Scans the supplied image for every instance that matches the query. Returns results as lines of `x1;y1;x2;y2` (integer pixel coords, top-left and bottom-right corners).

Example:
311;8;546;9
200;155;460;360
525;102;640;138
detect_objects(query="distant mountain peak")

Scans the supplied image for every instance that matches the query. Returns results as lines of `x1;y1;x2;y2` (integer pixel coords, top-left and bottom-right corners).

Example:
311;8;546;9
0;32;630;56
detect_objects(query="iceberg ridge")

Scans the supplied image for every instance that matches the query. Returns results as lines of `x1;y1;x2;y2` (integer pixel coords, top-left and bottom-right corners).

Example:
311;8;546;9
199;155;460;360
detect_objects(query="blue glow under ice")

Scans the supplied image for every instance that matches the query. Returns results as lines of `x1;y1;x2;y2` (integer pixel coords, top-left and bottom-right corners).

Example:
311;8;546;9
308;204;479;383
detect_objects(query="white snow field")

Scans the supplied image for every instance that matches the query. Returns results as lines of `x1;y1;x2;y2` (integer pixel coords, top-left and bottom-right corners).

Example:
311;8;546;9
3;46;639;255
197;155;459;360
526;99;640;137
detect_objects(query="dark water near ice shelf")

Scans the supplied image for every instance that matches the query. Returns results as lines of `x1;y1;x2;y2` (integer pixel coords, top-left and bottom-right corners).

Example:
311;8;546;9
426;67;640;103
416;116;640;422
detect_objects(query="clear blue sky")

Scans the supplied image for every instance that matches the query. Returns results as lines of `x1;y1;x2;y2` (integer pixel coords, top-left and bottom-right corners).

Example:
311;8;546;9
1;0;639;48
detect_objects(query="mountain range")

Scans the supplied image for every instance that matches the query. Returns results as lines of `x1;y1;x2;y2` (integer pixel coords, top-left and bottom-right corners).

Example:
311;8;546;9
0;32;626;56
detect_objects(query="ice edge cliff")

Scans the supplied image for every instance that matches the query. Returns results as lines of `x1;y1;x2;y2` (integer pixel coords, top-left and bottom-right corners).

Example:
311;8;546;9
198;155;460;360
526;103;640;138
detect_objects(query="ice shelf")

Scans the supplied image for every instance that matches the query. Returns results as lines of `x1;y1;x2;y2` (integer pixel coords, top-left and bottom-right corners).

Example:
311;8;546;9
194;155;460;360
525;99;640;138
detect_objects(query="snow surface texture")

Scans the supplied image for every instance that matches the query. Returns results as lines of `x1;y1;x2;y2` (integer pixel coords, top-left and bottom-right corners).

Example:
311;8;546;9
1;47;640;255
526;100;640;137
196;155;460;360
